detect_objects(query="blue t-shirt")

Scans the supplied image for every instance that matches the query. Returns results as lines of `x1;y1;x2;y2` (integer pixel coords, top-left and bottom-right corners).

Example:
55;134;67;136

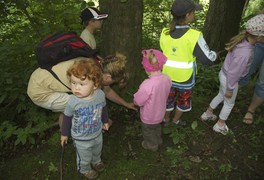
63;89;106;140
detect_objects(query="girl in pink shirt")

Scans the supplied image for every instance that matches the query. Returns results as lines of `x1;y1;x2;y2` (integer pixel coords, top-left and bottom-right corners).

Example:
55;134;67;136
134;49;171;151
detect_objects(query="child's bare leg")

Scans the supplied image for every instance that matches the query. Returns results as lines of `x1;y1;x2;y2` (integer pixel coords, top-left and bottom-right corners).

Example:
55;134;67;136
248;93;263;113
243;93;264;124
164;111;171;123
206;106;214;114
216;118;226;126
172;109;183;123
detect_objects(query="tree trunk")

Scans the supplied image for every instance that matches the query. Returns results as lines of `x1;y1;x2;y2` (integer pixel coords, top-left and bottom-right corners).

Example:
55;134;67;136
203;0;247;52
99;0;143;91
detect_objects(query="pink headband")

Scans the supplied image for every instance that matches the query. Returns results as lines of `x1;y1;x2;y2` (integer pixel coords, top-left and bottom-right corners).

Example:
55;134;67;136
141;49;167;72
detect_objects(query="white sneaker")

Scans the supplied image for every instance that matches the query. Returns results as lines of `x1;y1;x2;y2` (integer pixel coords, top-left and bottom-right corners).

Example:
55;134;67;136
200;112;217;121
213;123;229;135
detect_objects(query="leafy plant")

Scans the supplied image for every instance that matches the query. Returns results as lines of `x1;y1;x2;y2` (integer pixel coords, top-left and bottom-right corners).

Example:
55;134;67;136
0;0;84;147
13;123;36;145
0;121;17;147
163;126;192;171
219;162;234;175
48;162;58;173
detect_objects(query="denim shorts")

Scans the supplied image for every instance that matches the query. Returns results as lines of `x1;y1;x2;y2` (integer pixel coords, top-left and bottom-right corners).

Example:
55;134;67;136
166;87;192;112
255;61;264;98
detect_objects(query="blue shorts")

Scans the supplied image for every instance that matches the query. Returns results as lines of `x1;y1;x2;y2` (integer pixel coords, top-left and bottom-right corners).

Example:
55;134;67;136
166;87;192;112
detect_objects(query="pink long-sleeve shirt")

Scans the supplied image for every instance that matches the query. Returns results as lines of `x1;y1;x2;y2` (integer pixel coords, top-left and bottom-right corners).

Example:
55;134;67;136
222;40;254;92
134;73;171;124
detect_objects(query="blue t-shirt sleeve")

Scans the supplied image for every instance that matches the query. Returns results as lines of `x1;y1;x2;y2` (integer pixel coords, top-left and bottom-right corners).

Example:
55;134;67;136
64;96;75;117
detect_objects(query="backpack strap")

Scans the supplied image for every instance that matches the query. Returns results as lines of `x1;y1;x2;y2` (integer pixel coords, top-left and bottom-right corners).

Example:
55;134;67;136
46;68;71;91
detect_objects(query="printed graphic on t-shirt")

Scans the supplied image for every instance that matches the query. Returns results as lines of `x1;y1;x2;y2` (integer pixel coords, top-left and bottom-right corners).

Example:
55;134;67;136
73;102;103;135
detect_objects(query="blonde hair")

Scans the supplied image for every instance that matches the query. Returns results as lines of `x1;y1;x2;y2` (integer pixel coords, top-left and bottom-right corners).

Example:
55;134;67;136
225;31;247;52
146;50;159;68
67;58;102;88
225;30;258;52
102;52;128;88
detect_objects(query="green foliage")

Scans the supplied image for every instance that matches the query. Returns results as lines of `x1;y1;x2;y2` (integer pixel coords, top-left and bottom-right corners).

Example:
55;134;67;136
0;0;263;169
166;146;192;170
191;120;198;130
0;121;17;146
163;126;192;170
163;126;187;145
248;129;264;161
0;1;263;180
13;122;36;145
48;162;58;173
244;0;264;19
0;0;87;147
192;2;209;31
195;61;223;97
142;0;174;49
219;162;234;174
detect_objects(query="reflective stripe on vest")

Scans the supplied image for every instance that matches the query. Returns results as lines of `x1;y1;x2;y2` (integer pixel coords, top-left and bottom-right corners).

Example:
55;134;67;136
160;28;201;82
165;60;193;69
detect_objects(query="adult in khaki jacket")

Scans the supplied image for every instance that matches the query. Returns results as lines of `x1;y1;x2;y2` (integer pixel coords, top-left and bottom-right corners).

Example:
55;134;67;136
27;54;137;126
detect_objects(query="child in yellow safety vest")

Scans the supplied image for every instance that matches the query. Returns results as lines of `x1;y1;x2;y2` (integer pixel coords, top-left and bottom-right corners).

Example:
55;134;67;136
160;0;217;126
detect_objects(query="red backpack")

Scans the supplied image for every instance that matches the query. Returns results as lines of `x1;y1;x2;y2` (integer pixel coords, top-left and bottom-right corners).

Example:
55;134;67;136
36;31;97;69
35;31;97;90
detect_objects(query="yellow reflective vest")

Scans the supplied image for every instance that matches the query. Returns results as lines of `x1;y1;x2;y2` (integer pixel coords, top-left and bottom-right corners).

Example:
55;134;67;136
160;28;201;82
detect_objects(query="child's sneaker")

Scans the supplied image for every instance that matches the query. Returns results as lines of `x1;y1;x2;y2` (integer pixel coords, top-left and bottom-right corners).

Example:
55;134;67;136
213;123;229;135
93;162;105;172
84;170;98;179
173;119;186;126
200;112;217;121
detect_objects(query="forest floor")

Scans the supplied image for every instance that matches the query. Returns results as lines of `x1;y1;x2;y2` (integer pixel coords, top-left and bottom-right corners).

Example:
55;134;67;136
1;84;264;180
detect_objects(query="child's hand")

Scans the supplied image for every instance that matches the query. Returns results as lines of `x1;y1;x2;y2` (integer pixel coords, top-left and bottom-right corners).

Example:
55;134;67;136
102;123;110;131
125;102;138;111
61;136;68;147
225;91;233;98
108;118;113;128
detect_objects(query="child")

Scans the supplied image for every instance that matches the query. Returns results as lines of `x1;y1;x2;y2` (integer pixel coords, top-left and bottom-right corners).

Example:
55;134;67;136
200;14;264;135
134;49;171;151
160;0;217;126
80;7;108;49
60;59;108;179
